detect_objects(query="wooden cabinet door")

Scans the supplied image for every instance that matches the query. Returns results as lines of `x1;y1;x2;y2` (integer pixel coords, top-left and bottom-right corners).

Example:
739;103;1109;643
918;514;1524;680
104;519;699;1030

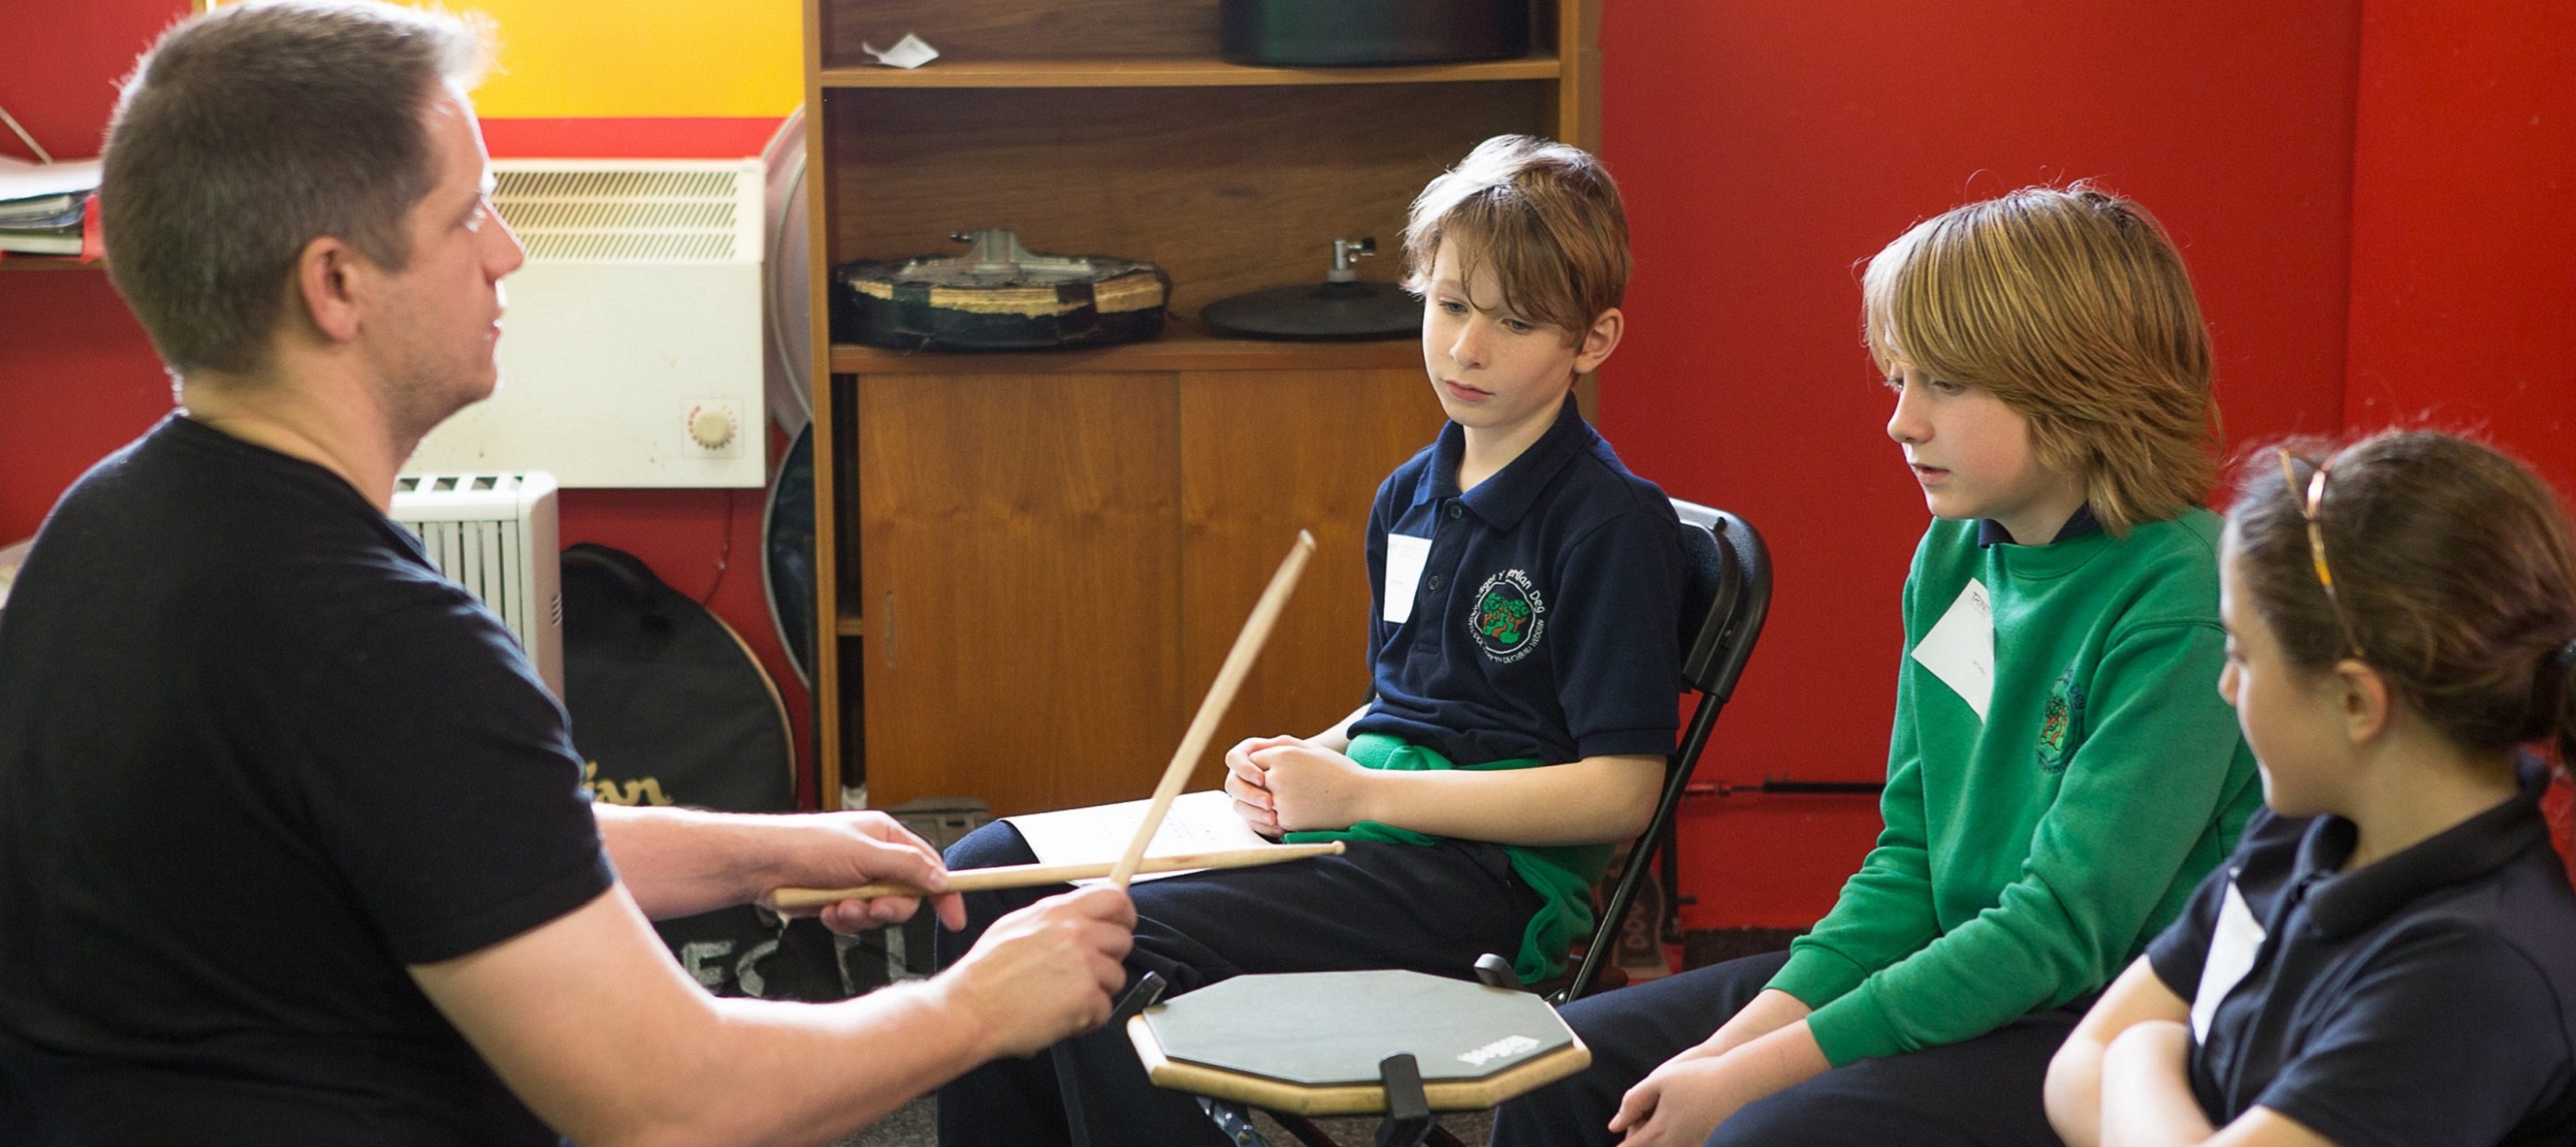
1178;369;1446;792
856;371;1183;813
854;364;1443;815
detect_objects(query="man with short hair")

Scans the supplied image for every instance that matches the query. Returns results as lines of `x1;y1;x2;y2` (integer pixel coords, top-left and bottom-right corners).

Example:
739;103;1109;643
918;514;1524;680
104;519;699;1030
0;4;1134;1143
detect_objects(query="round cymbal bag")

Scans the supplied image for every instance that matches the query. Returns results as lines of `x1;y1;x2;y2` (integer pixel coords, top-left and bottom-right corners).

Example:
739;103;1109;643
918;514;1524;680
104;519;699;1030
834;227;1168;351
560;543;845;1000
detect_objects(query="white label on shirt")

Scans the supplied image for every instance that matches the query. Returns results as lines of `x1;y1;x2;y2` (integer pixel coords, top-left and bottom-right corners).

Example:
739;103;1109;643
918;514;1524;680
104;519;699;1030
1910;579;1995;721
2191;878;2266;1042
1382;534;1432;625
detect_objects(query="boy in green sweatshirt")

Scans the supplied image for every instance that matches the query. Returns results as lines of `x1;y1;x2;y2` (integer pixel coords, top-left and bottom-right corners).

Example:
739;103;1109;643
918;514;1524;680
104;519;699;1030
1492;187;2262;1147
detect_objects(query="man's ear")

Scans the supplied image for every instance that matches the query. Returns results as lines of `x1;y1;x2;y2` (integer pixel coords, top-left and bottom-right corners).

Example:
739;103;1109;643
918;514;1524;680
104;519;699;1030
1573;306;1623;375
294;234;365;345
2332;658;2394;745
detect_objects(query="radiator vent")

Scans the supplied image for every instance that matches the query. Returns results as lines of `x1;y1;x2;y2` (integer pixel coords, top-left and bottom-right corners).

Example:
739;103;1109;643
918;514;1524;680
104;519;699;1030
491;161;758;265
390;471;564;698
407;158;767;487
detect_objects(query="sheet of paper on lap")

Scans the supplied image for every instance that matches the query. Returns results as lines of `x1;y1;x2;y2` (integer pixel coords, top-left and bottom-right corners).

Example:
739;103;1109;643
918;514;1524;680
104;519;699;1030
1004;789;1285;885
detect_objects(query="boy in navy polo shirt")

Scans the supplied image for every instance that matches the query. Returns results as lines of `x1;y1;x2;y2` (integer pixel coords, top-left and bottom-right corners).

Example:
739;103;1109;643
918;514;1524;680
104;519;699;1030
2046;431;2576;1147
933;134;1683;1147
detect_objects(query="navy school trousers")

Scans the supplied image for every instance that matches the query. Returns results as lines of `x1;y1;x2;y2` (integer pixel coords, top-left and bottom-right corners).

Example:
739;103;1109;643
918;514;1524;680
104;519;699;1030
931;820;1543;1147
1490;949;2079;1147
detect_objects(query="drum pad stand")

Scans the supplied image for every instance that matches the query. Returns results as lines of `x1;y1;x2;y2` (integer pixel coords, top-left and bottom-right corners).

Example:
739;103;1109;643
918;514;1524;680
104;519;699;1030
1057;972;1167;1147
1052;971;1443;1147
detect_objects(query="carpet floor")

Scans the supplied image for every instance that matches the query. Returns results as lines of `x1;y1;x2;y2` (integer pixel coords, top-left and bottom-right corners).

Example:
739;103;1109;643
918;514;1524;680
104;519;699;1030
831;1096;1494;1146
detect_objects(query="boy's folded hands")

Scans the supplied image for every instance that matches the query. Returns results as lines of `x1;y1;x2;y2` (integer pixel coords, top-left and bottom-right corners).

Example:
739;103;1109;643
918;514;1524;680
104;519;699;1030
1245;743;1376;833
1223;735;1376;836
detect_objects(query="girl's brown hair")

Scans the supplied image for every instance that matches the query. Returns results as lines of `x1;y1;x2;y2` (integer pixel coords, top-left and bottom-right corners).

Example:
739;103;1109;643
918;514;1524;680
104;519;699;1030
1401;135;1629;346
2229;430;2576;767
1863;186;2218;535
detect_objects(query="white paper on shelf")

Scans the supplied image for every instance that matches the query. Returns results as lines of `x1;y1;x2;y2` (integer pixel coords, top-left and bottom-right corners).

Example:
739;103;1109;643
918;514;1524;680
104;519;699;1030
0;157;102;203
1001;789;1283;886
861;33;940;69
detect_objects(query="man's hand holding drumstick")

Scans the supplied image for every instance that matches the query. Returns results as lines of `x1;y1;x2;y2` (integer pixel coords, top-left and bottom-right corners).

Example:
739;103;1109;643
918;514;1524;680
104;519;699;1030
764;530;1325;1054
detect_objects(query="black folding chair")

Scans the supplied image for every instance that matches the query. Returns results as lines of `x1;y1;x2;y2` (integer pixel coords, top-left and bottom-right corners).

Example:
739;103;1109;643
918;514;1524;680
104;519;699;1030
1256;501;1772;1147
1549;499;1772;1004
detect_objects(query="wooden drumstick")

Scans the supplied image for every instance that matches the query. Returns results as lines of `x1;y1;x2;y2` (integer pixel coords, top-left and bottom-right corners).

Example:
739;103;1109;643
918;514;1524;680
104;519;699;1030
769;841;1346;911
1109;531;1316;888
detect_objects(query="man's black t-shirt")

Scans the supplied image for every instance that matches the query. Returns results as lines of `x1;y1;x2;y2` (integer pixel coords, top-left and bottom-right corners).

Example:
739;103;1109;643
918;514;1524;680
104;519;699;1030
0;417;615;1144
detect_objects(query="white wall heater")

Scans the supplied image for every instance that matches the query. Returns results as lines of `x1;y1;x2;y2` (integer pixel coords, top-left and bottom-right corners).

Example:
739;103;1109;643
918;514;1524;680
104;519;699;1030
389;472;564;698
408;159;767;488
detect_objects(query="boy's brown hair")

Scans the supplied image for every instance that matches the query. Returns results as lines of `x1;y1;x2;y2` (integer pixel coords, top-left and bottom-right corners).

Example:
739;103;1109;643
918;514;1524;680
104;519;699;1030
2231;430;2576;768
1401;135;1629;345
1863;186;2218;535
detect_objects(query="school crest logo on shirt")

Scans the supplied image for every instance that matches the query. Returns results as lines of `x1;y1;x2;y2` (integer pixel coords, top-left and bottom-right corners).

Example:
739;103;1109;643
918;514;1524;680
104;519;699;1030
1468;569;1547;663
2037;664;2087;773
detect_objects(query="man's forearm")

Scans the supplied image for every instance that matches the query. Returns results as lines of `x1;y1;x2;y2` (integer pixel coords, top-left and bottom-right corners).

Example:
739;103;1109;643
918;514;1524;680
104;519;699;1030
417;886;1030;1147
655;980;1002;1146
593;804;776;921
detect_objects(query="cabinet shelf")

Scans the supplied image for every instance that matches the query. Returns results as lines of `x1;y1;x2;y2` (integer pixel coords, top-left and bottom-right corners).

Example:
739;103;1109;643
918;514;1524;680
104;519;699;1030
818;53;1560;90
829;328;1420;374
0;257;101;270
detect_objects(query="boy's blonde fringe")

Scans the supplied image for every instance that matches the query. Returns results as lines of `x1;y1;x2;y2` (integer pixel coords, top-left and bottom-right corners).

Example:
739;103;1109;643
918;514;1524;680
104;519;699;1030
1863;187;2219;535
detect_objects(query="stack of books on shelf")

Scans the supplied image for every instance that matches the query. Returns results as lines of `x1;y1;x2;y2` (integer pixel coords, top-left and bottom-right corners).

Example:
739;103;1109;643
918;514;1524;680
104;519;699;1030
0;157;101;258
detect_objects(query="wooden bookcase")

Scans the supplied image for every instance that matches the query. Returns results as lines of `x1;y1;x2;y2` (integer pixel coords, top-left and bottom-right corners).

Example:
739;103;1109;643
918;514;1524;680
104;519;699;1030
799;0;1600;814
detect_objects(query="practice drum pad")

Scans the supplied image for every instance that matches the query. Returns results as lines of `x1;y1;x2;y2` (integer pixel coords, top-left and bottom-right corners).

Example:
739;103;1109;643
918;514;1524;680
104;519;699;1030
1129;969;1589;1116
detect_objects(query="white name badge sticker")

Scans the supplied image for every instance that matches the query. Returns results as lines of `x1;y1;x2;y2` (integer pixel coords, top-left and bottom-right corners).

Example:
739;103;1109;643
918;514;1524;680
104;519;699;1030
1910;579;1995;721
1382;534;1433;625
2191;878;2267;1042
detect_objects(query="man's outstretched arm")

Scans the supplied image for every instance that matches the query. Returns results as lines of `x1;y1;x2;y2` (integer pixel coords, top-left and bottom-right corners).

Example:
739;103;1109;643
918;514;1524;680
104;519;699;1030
412;881;1133;1147
592;803;965;934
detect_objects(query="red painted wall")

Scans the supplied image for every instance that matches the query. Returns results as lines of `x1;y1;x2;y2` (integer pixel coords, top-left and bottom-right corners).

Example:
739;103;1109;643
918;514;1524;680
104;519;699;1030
2345;1;2576;485
1593;1;2363;928
2342;0;2576;866
0;1;189;537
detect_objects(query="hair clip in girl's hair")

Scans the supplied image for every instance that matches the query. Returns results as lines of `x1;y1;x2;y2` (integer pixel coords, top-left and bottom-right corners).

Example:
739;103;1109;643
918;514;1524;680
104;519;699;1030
2553;637;2576;673
2277;447;2366;660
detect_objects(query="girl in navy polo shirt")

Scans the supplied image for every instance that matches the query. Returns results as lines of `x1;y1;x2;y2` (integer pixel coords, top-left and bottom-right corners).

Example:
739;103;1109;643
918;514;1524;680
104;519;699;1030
2047;430;2576;1147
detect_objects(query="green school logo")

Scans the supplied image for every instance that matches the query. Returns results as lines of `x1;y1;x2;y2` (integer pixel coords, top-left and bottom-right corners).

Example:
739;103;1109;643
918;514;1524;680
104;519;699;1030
1468;569;1547;663
2037;665;2086;773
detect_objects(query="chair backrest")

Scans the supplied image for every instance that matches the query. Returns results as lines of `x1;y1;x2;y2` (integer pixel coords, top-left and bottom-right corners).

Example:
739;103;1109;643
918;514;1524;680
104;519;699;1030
1552;499;1772;1004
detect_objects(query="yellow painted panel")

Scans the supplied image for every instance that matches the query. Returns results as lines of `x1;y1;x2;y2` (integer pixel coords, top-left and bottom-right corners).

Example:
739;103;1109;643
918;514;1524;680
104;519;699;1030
465;0;799;118
198;0;800;117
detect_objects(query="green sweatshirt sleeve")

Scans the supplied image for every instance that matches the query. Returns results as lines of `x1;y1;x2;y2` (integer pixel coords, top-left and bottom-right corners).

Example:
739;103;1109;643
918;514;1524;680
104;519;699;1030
1802;618;2253;1064
1767;649;1944;1008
